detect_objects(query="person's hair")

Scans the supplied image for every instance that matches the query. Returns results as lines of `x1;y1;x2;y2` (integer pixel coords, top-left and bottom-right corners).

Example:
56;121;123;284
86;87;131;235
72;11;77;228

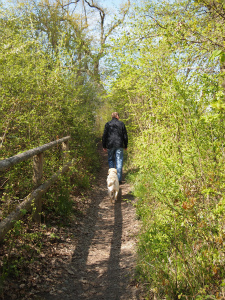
112;112;119;118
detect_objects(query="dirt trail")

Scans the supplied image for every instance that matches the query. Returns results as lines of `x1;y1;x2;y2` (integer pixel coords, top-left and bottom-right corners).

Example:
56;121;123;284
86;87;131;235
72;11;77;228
35;147;144;300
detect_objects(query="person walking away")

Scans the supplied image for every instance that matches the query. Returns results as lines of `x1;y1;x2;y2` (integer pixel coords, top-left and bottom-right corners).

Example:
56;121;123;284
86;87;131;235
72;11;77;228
102;112;128;184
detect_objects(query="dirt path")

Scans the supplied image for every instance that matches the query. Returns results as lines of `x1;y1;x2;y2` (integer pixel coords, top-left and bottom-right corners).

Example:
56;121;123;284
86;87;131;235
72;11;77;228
34;147;144;300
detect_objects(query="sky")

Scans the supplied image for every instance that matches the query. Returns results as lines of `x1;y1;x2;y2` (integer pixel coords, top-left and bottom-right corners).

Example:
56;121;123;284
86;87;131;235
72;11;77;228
1;0;134;15
97;0;129;9
1;0;130;7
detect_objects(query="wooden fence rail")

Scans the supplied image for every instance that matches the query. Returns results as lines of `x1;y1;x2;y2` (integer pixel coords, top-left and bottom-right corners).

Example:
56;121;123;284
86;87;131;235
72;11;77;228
0;136;73;242
0;136;71;172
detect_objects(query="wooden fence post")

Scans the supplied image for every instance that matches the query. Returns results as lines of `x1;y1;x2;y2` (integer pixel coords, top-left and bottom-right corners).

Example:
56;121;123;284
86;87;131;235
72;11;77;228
32;153;43;222
62;140;69;162
0;136;71;239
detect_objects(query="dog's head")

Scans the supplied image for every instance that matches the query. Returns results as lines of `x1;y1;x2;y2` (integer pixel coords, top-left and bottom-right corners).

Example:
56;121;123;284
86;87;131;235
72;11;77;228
108;168;117;175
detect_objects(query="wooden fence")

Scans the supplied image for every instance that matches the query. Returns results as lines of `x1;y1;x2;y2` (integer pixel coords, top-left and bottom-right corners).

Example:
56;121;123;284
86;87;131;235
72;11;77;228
0;136;74;242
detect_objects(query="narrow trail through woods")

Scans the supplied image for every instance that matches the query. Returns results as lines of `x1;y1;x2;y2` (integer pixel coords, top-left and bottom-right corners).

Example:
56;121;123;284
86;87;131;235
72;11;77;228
35;145;145;300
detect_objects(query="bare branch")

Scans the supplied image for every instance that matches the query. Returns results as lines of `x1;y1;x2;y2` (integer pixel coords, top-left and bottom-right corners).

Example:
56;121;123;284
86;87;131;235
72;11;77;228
61;0;80;8
145;14;167;30
104;0;131;43
84;0;105;15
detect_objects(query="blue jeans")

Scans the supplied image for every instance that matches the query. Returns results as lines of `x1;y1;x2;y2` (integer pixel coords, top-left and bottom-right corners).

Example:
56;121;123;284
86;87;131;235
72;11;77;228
107;148;123;182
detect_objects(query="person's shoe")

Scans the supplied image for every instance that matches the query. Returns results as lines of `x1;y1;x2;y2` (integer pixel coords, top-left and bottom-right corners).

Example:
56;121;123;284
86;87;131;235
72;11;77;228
119;181;123;185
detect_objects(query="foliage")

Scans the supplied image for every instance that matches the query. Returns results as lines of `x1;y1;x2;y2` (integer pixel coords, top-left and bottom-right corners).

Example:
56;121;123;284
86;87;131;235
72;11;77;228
0;2;99;196
106;0;225;298
0;0;100;286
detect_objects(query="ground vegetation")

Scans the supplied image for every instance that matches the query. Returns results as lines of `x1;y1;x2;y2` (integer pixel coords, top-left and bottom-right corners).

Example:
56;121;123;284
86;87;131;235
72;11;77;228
106;0;225;298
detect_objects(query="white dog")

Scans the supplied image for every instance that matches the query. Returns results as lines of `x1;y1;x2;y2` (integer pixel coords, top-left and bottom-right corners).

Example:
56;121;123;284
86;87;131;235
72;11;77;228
107;168;119;203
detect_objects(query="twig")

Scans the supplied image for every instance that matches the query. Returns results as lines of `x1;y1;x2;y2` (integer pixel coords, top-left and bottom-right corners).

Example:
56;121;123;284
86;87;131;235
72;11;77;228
0;178;8;189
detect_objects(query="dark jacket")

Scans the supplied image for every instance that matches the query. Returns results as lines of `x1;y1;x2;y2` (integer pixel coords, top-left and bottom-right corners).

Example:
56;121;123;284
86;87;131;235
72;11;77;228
102;118;128;149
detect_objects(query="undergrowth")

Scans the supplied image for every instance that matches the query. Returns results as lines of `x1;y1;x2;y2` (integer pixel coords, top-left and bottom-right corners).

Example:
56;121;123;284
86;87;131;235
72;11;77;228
129;157;225;300
0;137;100;295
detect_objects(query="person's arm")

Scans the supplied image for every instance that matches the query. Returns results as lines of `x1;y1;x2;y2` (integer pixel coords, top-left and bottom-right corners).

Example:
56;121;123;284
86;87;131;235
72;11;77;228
123;124;128;149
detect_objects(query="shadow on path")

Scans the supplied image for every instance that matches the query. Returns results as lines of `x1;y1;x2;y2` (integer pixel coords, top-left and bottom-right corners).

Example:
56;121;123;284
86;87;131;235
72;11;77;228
36;149;142;300
104;198;123;300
